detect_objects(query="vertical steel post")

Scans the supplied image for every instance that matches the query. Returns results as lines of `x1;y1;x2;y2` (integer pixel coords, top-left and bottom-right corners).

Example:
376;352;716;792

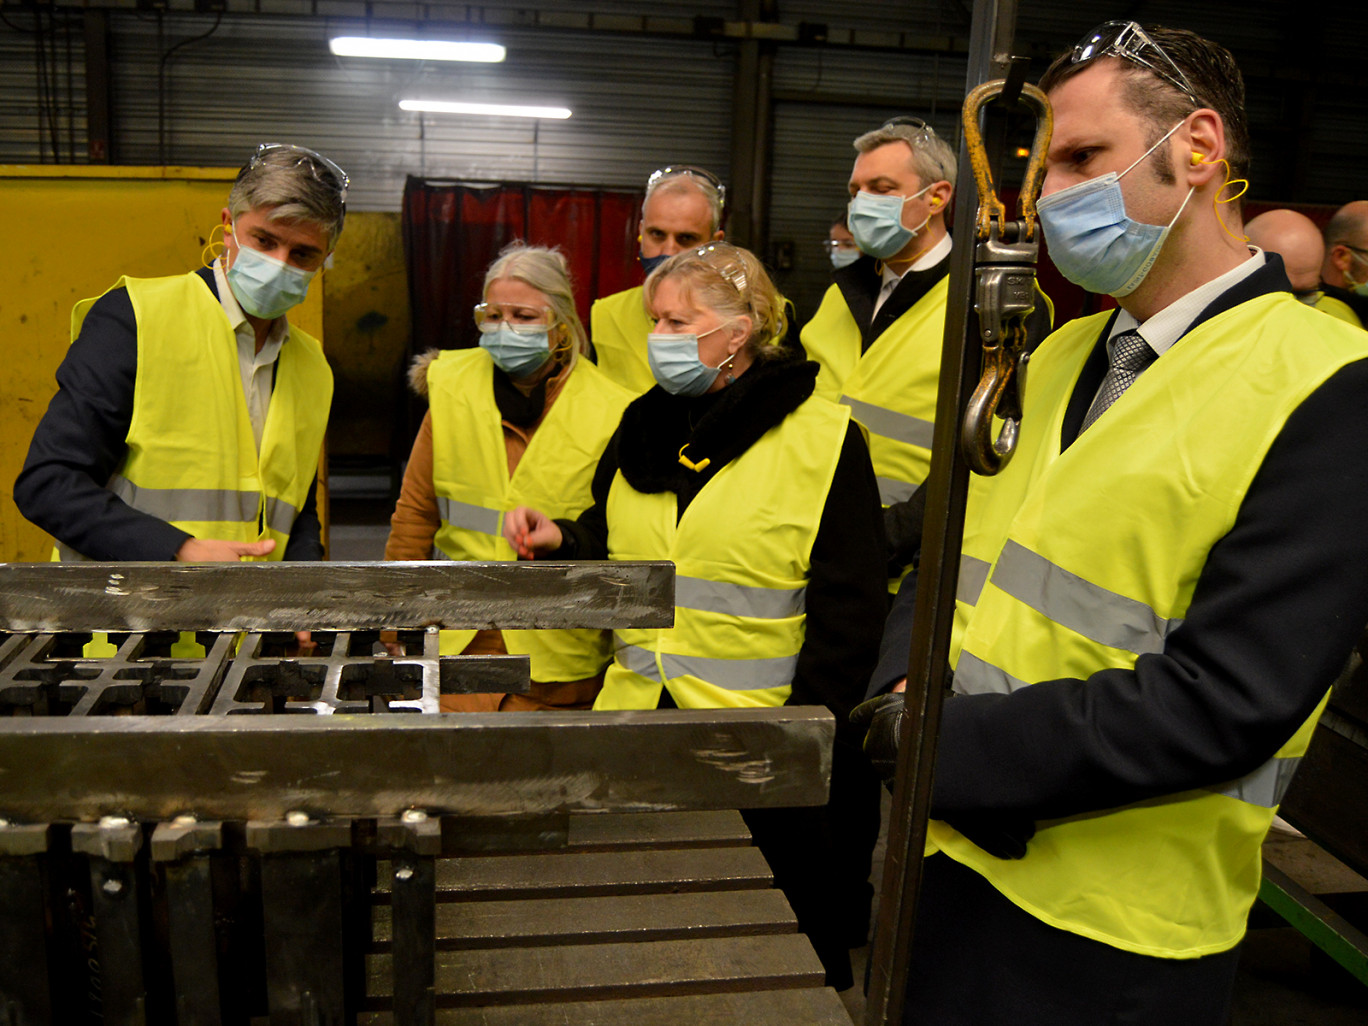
863;1;1019;1022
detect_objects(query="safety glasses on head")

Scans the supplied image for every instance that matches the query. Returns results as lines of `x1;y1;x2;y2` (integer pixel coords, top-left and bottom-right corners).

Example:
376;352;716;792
879;115;941;144
1071;21;1199;105
692;242;748;294
473;302;552;334
646;165;727;209
241;143;350;208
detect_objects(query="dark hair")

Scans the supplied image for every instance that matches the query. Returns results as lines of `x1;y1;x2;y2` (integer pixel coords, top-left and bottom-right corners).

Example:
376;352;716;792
1039;25;1249;181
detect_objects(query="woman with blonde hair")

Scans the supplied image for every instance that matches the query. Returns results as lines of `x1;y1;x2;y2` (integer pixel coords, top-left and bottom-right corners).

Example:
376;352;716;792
386;241;634;710
504;242;887;990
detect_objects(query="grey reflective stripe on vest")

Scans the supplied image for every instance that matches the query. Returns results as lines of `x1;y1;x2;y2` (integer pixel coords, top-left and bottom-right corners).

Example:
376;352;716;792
615;643;797;692
436;496;502;536
263;495;299;536
952;650;1032;695
840;396;935;449
1207;755;1302;809
675;576;806;619
957;556;992;607
109;474;258;524
991;540;1180;655
877;476;918;506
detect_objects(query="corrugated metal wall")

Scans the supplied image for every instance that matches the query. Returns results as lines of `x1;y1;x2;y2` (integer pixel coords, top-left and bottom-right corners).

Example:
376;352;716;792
2;1;1365;314
82;13;734;212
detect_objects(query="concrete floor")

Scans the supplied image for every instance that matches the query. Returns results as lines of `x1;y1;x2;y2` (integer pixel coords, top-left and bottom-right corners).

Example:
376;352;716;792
328;494;1368;1024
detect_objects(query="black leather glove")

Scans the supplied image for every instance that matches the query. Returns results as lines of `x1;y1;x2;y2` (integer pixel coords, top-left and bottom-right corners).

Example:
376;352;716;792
850;692;1036;860
942;813;1036;860
849;691;905;780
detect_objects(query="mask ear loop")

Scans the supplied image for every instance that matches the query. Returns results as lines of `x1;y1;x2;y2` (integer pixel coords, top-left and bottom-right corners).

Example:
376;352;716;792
1193;154;1250;244
202;223;228;269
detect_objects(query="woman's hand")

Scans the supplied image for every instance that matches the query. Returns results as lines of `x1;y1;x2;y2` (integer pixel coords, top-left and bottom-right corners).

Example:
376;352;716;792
504;506;563;559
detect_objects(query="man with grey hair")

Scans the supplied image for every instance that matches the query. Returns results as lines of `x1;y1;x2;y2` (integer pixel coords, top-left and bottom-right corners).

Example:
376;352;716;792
16;143;347;567
590;165;725;393
802;118;958;546
1318;199;1368;329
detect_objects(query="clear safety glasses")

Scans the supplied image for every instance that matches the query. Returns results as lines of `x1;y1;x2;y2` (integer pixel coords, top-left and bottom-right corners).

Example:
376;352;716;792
879;115;940;144
646;165;727;209
1071;21;1199;104
473;302;552;334
242;143;350;207
691;242;748;294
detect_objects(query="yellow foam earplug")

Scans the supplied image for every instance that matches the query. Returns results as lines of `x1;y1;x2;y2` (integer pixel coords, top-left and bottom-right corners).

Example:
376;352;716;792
1191;152;1204;165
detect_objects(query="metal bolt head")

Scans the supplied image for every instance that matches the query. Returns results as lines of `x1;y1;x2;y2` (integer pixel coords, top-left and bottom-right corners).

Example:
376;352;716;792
102;878;123;895
172;814;197;827
285;810;311;827
401;809;429;824
99;815;132;830
395;867;414;881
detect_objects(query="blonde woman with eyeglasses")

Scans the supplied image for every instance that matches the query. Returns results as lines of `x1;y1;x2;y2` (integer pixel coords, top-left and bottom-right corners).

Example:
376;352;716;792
505;241;888;991
385;242;634;711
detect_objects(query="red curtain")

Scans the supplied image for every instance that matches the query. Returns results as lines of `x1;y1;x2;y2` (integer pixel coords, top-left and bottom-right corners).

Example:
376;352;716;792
402;177;644;357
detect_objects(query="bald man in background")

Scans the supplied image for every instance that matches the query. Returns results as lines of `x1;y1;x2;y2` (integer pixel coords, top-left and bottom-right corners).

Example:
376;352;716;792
1318;200;1368;329
1245;209;1324;302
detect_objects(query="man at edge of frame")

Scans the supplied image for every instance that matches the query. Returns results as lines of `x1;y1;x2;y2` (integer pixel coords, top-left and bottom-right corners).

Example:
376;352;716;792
854;21;1368;1025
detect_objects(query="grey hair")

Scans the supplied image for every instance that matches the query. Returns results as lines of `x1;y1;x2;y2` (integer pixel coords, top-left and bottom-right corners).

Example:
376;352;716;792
227;147;346;248
853;123;958;190
483;242;589;366
643;172;724;235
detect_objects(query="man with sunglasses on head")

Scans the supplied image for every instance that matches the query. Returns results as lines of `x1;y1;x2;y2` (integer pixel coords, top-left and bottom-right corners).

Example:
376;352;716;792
854;23;1368;1024
1317;199;1368;328
590;165;725;394
16;143;346;566
802;118;957;527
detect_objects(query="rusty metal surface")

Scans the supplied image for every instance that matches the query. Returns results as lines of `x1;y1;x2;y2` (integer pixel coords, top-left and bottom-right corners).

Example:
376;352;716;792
373;889;797;949
0;707;834;822
0;560;676;632
356;989;855;1026
364;933;826;1005
0;629;530;718
423;847;775;900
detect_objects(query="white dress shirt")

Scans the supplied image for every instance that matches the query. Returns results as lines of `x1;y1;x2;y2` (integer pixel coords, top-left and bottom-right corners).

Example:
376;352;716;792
213;257;290;452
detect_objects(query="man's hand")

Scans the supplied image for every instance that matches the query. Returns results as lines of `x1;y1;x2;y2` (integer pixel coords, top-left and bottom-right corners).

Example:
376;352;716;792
502;506;562;560
849;692;906;780
852;687;1036;860
175;538;276;561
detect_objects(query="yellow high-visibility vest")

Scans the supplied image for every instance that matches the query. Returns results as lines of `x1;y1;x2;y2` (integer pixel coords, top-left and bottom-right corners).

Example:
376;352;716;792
595;394;849;710
429;348;633;679
802;277;948;507
937;293;1368;958
589;286;656;394
62;271;329;560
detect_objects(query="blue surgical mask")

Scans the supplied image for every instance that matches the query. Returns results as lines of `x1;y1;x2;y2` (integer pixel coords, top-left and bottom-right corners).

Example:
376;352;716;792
640;251;670;275
1037;121;1193;297
830;247;861;270
847;184;933;260
647;324;730;396
225;224;317;319
479;324;552;378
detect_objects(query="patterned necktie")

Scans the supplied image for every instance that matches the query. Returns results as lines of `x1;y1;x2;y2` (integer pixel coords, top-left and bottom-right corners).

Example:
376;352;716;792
872;276;898;320
1080;329;1157;433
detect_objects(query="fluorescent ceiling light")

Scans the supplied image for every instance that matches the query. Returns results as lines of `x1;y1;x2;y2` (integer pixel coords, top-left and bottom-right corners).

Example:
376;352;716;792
399;100;572;120
330;37;506;62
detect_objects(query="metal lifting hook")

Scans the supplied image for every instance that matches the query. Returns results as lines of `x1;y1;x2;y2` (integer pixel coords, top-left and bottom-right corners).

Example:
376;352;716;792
959;77;1052;475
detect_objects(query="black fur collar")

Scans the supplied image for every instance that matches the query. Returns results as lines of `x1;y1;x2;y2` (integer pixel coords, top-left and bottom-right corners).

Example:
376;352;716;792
616;352;819;496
